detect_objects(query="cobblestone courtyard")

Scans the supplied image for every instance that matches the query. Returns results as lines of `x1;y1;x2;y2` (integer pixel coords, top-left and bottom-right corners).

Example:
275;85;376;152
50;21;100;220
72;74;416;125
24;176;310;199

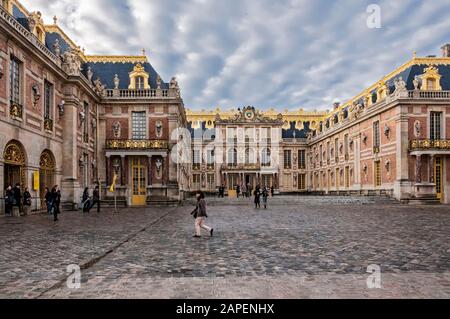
0;196;449;299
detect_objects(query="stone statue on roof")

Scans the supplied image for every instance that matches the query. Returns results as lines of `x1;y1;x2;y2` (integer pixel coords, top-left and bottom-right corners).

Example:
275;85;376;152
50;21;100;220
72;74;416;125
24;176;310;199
156;75;162;89
87;66;93;83
62;48;81;76
114;74;120;90
53;39;61;57
393;76;408;98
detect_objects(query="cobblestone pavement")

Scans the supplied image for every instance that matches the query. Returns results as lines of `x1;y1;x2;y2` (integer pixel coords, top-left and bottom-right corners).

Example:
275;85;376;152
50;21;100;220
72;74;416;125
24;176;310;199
1;196;449;299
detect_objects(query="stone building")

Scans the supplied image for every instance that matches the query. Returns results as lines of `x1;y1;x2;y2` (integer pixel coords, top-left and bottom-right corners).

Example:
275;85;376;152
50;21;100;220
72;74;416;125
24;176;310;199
0;0;189;214
186;53;450;204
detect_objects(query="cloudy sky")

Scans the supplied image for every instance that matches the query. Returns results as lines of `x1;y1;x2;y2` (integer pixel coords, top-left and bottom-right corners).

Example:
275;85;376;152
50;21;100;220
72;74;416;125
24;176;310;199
21;0;450;111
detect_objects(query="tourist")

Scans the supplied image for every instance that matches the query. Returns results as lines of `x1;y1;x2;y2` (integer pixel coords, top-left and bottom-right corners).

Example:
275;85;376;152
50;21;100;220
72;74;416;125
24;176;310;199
254;185;261;209
262;186;269;209
51;185;61;221
4;186;13;216
246;183;251;197
271;185;275;197
90;185;101;213
81;187;91;213
44;188;52;214
236;184;241;198
191;191;213;238
13;183;22;215
241;183;247;199
23;187;32;215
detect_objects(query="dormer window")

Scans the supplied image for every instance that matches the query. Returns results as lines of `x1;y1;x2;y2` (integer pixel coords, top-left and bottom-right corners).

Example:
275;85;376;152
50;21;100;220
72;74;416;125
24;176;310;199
420;65;442;91
129;63;150;90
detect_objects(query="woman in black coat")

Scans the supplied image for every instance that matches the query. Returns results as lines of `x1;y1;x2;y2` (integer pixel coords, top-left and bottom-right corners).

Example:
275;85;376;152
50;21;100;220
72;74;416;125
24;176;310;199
44;188;52;214
81;188;90;213
51;185;61;221
4;186;13;216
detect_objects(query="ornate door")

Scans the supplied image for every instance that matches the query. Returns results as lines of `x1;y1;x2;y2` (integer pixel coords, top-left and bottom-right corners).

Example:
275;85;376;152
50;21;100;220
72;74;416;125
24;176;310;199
39;150;55;209
131;157;147;206
3;141;26;189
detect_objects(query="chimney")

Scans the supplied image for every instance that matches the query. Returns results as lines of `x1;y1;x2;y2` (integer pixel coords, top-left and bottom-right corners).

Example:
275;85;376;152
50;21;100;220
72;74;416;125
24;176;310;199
441;44;450;57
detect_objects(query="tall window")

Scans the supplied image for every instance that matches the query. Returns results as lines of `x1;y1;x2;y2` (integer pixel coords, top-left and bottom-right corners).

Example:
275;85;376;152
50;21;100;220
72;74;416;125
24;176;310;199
298;174;306;190
206;149;215;168
344;134;349;160
430;112;442;140
193;150;201;169
207;174;215;190
373;121;380;149
334;138;339;163
262;148;271;167
327;141;330;163
132;112;146;140
44;81;53;119
319;145;323;167
192;174;201;190
284;150;292;169
227;148;237;166
10;57;21;104
135;76;145;90
83;102;89;142
261;127;271;144
245;148;255;165
298;150;306;169
227;127;237;144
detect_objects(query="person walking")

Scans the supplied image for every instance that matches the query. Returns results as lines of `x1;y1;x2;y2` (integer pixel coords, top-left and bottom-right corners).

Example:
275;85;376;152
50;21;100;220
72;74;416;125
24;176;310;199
90;185;101;213
44;188;52;214
271;185;275;197
246;183;251;198
4;186;13;216
23;187;32;215
254;185;261;209
241;183;247;199
191;191;214;238
236;184;241;198
51;185;61;221
262;186;269;209
81;187;90;213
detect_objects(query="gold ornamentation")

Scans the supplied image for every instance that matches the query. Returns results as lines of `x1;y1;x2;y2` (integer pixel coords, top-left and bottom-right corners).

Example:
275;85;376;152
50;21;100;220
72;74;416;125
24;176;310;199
128;63;150;89
410;139;450;150
106;139;168;150
420;65;442;91
10;103;23;119
85;56;148;64
44;118;53;131
40;150;55;169
3;140;26;165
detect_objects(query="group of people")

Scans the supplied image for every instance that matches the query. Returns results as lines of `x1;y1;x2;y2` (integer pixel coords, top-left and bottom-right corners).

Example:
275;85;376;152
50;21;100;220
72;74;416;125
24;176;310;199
253;185;270;209
43;185;62;221
80;186;101;213
4;184;31;216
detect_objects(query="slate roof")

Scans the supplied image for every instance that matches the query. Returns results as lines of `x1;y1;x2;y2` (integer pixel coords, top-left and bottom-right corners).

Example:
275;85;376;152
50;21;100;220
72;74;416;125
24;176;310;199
82;61;169;90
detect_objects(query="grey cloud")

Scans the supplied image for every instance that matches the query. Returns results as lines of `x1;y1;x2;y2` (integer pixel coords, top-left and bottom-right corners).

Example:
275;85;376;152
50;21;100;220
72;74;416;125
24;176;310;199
20;0;450;110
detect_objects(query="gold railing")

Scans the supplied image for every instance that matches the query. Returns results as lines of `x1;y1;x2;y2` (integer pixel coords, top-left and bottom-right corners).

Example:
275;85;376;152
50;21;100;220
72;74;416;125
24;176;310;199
410;139;450;151
221;163;261;171
106;139;168;150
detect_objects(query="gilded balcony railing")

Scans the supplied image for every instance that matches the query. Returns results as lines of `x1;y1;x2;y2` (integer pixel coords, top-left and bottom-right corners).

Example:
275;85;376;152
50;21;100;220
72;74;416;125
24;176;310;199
106;139;168;150
221;163;261;171
410;139;450;151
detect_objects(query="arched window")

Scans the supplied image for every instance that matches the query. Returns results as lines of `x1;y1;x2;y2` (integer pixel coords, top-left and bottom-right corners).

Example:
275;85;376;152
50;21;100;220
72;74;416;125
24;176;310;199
261;148;271;167
227;148;237;166
245;148;255;165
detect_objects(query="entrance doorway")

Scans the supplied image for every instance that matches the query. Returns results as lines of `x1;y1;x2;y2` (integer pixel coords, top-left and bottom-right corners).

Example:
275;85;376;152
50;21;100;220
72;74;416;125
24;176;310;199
131;157;147;206
435;156;443;201
39;150;55;209
3;140;26;190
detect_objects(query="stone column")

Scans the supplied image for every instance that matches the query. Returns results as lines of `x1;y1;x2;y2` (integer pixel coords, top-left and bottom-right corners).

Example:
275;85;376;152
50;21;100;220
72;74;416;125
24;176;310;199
105;156;110;186
415;154;422;183
120;156;125;186
148;156;152;186
429;155;435;183
394;112;411;200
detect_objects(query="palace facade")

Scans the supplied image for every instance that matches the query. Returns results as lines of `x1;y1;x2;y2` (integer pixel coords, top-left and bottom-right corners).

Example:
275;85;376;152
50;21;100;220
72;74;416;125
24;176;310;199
0;0;189;213
1;0;450;216
186;55;450;204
